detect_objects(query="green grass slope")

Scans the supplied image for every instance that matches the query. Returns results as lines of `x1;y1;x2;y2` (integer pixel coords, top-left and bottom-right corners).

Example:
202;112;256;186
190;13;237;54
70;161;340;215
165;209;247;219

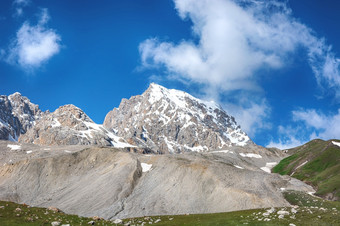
272;139;340;200
1;192;340;226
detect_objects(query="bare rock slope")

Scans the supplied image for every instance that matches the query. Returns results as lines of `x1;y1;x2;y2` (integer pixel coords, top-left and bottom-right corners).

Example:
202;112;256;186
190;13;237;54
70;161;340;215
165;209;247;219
0;93;43;141
104;83;251;153
0;141;314;219
19;104;133;148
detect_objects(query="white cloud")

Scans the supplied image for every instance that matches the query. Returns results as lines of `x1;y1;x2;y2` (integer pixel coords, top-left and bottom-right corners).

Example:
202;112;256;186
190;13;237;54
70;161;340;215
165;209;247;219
139;0;340;137
140;0;339;96
266;125;307;150
5;8;61;70
293;108;340;140
13;0;30;17
13;0;30;5
223;98;271;137
267;108;340;149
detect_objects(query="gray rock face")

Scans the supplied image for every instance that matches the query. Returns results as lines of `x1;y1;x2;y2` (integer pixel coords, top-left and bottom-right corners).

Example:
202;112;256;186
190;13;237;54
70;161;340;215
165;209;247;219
0;141;314;219
104;83;252;153
19;104;133;147
0;92;43;141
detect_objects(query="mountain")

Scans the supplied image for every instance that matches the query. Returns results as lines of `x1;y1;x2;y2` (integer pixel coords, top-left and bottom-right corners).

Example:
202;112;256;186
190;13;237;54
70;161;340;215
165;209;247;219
272;139;340;201
19;104;133;148
0;87;318;220
0;92;43;141
0;140;314;219
104;83;251;153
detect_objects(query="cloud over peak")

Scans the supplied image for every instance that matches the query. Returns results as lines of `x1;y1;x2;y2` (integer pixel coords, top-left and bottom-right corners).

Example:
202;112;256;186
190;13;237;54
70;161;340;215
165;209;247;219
139;0;340;142
5;8;61;70
140;0;339;96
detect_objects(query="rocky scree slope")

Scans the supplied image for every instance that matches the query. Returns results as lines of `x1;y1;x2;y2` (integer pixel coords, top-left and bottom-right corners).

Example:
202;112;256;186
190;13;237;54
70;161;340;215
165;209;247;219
19;104;133;148
0;92;43;141
104;83;251;153
0;141;314;219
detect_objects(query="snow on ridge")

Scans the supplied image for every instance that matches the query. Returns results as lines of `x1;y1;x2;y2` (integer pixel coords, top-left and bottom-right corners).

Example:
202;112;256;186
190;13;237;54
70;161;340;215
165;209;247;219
83;121;135;148
332;141;340;147
239;153;262;158
141;163;152;172
148;83;220;111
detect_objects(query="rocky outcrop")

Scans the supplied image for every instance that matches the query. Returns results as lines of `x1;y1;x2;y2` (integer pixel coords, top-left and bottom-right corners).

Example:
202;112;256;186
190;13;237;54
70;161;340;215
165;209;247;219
0;92;43;141
104;83;252;153
19;104;133;147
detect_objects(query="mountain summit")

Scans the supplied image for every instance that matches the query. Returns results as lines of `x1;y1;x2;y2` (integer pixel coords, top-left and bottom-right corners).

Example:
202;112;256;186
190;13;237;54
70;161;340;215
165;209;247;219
104;83;251;153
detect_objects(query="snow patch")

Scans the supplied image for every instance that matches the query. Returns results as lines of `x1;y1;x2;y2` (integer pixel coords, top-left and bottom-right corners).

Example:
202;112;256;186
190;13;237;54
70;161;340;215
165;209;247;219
51;118;61;128
260;162;277;173
7;144;21;150
141;163;152;172
234;165;244;169
26;150;32;154
83;121;135;148
296;161;308;170
64;150;71;153
239;153;262;158
211;150;230;154
332;141;340;147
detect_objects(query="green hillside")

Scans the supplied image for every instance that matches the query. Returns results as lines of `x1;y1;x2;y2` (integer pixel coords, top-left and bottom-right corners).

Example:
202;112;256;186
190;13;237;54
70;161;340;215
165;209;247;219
273;139;340;200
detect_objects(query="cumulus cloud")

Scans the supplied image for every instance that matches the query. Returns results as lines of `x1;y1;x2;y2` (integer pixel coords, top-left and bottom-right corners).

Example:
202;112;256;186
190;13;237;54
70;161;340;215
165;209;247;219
140;0;339;95
139;0;340;137
5;8;61;70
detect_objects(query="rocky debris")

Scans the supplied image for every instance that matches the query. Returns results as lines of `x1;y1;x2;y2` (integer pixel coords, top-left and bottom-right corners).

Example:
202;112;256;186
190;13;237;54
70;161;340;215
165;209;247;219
0;143;314;219
104;83;252;154
0;92;43;141
51;221;61;226
19;104;133;147
112;218;122;224
277;210;290;215
48;206;62;213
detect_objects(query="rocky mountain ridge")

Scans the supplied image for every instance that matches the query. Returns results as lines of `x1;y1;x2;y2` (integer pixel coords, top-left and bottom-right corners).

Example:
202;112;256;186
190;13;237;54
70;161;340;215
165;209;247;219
1;84;253;154
0;92;43;141
19;104;134;148
104;83;251;153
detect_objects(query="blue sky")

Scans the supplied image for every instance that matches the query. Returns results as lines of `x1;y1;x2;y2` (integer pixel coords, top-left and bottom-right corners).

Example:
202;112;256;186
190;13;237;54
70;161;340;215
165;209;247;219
1;0;339;149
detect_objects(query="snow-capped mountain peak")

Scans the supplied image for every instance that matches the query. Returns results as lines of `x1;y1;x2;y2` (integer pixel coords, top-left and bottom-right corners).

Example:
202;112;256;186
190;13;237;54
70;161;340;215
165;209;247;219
104;83;251;153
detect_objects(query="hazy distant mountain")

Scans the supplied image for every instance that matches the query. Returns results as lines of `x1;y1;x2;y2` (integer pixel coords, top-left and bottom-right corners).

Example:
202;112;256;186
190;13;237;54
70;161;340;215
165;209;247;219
104;83;252;153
